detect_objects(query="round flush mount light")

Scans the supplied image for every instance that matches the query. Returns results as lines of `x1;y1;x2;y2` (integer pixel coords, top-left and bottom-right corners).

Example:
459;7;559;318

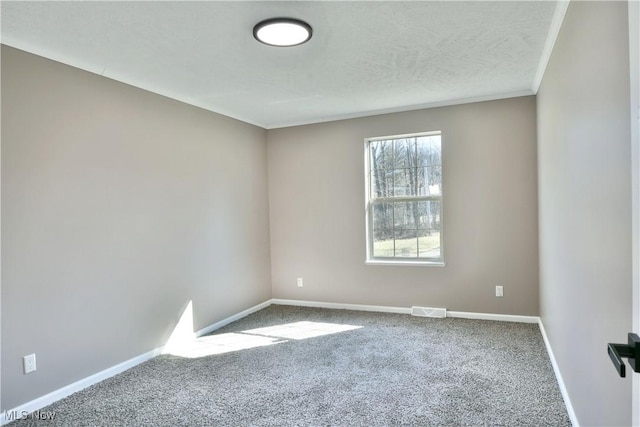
253;18;312;47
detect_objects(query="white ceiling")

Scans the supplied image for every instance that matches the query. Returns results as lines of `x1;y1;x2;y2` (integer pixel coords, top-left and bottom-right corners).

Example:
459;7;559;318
1;1;560;129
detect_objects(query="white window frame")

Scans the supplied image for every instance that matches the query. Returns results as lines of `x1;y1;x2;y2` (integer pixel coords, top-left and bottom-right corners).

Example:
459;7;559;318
364;131;445;266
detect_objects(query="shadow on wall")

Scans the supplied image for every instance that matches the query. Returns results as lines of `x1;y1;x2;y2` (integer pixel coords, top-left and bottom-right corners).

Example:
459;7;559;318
162;301;363;358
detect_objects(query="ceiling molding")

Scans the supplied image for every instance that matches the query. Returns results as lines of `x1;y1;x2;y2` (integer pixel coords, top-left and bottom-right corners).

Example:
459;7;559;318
265;90;536;130
532;0;570;93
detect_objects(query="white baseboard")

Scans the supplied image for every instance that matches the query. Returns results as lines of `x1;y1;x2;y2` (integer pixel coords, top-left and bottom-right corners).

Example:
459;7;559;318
538;320;579;427
271;299;540;323
0;299;272;426
0;346;164;425
447;310;539;323
270;298;412;314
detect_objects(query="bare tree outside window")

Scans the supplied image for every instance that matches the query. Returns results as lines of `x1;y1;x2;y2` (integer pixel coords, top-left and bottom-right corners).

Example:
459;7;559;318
366;132;443;263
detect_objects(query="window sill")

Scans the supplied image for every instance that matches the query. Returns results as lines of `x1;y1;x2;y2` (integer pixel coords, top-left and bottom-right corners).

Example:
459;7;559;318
365;259;446;267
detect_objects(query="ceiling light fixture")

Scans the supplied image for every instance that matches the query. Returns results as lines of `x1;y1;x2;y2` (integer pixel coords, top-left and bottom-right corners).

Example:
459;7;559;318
253;18;312;47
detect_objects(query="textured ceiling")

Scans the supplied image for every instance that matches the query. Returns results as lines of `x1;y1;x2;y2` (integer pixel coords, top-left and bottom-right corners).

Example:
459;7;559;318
1;1;559;129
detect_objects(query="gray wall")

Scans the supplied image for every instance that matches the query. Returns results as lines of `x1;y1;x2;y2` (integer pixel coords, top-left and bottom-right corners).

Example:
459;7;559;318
268;97;539;315
537;2;632;426
1;46;272;410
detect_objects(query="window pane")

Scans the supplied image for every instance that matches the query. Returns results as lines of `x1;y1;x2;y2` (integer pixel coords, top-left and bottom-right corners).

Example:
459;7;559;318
418;229;441;258
417;201;428;228
393;169;411;196
394;201;420;229
417;166;442;196
393;138;416;168
370;140;394;170
394;229;418;257
417;135;441;167
371;169;392;198
372;222;394;257
418;199;441;257
372;201;393;232
417;200;441;230
373;240;394;257
429;199;441;229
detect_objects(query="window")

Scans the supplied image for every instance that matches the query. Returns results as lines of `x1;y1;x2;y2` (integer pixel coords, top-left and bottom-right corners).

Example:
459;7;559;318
365;132;443;264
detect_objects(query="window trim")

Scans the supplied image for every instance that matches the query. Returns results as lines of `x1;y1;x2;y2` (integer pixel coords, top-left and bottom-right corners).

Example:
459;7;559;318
364;131;445;266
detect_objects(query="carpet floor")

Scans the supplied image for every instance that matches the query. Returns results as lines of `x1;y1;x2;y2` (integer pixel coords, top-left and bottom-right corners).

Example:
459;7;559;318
8;305;571;426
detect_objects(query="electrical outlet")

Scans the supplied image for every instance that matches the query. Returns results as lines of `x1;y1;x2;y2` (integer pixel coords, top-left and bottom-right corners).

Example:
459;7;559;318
23;354;37;374
297;277;303;287
496;286;504;297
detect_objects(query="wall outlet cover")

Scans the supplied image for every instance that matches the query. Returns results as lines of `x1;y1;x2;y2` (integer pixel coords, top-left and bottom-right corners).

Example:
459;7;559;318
23;353;37;374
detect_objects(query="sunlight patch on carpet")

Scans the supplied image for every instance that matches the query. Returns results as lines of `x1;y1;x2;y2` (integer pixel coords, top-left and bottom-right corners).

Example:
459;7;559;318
243;321;362;340
165;320;362;358
166;332;285;358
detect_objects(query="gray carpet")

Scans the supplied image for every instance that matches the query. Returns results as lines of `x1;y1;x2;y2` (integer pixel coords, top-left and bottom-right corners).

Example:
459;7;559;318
8;305;571;426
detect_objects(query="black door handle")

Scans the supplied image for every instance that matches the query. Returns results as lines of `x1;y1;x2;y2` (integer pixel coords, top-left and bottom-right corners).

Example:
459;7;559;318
607;333;640;377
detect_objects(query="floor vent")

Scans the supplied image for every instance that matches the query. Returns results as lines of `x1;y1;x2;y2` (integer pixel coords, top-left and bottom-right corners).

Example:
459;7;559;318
411;306;447;318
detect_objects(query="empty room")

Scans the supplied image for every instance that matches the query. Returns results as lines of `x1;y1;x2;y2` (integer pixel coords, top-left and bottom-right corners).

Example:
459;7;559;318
1;1;639;426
